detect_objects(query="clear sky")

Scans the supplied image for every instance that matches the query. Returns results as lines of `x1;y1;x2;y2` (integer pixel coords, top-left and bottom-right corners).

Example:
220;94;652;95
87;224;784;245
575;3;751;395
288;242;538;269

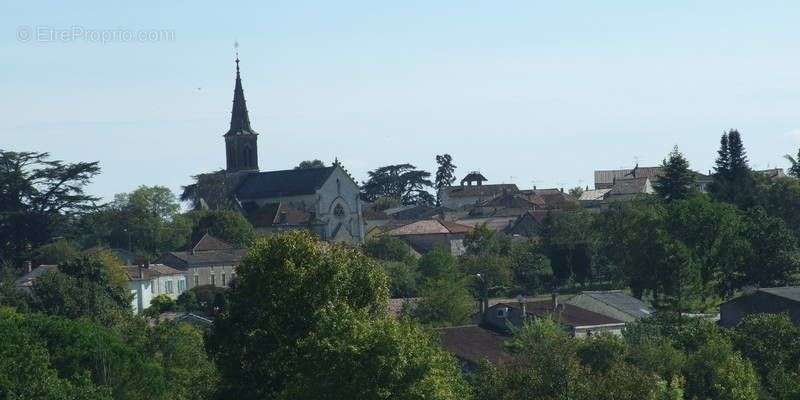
3;1;799;202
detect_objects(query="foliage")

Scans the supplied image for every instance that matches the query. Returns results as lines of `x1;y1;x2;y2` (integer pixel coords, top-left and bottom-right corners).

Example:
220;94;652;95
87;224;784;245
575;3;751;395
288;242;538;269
145;294;176;316
33;239;81;266
741;207;800;288
185;209;254;247
654;146;696;201
381;260;419;298
0;150;100;267
419;246;458;279
463;224;511;256
179;284;228;315
434;154;457;205
281;307;470;400
411;276;474;327
149;322;219;400
361;163;435;206
785;147;800;178
363;235;416;263
732;313;800;398
207;230;390;399
711;130;757;208
294;159;326;169
180;171;237;211
509;240;553;295
568;186;585;199
30;255;131;323
460;254;513;297
540;210;596;286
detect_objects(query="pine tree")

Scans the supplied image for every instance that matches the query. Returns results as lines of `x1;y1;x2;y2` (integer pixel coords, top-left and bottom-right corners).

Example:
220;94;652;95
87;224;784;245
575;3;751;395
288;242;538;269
714;132;730;178
434;154;457;206
784;147;800;178
727;130;749;175
711;129;756;208
654;146;696;201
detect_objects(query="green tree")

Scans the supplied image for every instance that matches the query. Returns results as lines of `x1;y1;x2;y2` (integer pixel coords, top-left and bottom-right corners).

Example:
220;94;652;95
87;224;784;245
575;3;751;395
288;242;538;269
282;307;470;400
30;255;131;323
509;240;553;295
743;207;800;287
463;223;511;256
654;146;696;201
206;230;390;399
784;147;800;178
419;246;457;279
363;235;416;263
380;260;419;298
568;186;585;199
361;163;434;206
33;239;81;265
294;159;326;169
732;313;800;398
434;154;457;205
149;322;219;400
0;150;100;267
186;209;254;247
180;171;237;211
411;276;474;327
145;294;176;316
540;210;595;286
711;130;757;208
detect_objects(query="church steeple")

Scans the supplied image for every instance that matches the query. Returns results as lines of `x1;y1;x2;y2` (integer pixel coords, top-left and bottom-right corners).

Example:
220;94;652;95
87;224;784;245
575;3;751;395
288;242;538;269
224;53;259;172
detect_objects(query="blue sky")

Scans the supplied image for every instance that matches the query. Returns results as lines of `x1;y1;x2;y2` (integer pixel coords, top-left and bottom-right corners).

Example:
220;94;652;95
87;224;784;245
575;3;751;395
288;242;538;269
2;1;799;201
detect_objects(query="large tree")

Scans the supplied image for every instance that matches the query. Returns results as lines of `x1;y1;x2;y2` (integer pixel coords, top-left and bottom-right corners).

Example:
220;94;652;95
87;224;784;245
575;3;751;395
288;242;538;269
185;209;254;247
294;159;326;169
180;171;236;211
711;130;756;208
207;230;466;399
784;147;800;178
434;154;457;205
361;163;434;206
654;146;696;201
0;150;100;267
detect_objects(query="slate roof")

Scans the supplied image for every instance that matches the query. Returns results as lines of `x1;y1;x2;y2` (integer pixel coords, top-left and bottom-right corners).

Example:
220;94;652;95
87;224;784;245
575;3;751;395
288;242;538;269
123;264;185;281
242;202;312;228
502;300;624;328
235;166;336;199
438;325;513;365
14;265;58;288
159;249;247;268
575;291;653;319
443;184;519;199
384;220;473;236
758;286;800;303
387;205;450;221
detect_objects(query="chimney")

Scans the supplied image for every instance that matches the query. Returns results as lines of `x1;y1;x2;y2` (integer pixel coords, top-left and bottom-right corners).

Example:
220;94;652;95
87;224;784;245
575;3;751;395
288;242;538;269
533;185;537;190
560;187;564;193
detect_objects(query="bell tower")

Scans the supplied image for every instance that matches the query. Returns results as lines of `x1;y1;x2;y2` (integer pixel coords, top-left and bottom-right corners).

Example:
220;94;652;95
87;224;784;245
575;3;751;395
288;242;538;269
224;54;259;172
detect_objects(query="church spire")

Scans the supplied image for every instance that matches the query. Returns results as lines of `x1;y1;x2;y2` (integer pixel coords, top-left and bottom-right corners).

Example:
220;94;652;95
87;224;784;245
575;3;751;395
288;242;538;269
226;54;256;136
224;50;259;172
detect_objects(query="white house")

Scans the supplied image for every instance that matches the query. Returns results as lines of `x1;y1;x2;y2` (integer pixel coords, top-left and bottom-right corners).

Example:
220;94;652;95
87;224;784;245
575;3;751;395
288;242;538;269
123;264;187;314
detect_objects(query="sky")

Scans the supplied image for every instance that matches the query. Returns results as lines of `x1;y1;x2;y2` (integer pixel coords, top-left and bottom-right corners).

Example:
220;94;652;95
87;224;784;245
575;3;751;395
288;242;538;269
2;1;800;202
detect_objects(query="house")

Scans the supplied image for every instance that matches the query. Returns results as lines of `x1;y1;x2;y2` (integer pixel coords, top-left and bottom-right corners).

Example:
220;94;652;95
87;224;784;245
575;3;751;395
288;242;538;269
719;287;800;327
438;172;519;210
578;188;612;209
437;325;513;371
123;264;187;315
603;176;654;202
520;188;578;210
594;165;713;193
14;264;58;292
506;210;550;237
455;216;518;233
156;234;246;290
382;219;473;255
484;297;626;337
565;291;653;323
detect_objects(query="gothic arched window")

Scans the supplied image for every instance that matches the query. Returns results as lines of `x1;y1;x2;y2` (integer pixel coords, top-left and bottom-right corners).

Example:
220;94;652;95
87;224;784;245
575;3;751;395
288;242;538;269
333;204;346;219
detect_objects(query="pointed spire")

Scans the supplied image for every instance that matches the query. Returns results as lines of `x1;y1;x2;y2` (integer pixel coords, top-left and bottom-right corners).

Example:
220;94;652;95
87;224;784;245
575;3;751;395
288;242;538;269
226;53;257;136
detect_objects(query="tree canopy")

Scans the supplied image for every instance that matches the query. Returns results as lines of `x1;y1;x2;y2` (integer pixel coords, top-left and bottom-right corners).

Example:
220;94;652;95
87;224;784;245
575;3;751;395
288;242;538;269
361;163;435;206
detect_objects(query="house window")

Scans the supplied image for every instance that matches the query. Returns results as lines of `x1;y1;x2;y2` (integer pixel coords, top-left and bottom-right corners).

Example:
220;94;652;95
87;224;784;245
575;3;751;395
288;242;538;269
151;280;156;294
210;273;216;286
497;307;508;318
165;280;173;294
222;272;227;286
177;279;186;293
193;275;199;287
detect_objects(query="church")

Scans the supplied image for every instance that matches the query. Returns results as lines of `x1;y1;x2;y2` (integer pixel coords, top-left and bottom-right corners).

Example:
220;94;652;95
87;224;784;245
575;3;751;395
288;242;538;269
199;56;365;243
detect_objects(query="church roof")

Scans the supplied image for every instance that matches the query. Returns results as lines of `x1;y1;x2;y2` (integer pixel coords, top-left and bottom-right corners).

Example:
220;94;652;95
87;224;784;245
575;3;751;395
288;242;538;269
225;57;257;137
235;166;337;199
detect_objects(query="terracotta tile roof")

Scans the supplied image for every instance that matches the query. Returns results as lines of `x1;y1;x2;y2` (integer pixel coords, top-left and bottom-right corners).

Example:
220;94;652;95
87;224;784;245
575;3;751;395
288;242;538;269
438;325;513;365
384;219;473;236
122;264;185;280
192;234;234;252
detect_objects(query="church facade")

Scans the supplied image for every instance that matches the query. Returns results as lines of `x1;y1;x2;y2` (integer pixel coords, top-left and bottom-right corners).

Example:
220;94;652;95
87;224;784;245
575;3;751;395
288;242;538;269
199;57;365;243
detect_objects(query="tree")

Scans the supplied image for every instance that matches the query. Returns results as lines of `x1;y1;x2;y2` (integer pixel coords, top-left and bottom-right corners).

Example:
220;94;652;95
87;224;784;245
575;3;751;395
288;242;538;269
149;322;219;400
418;246;457;279
733;313;800;399
33;239;81;265
145;294;177;316
434;154;457;205
742;207;800;287
509;240;553;295
294;159;326;169
411;277;474;327
363;235;416;263
206;230;389;399
0;150;100;267
711;130;756;208
186;209;254;247
540;210;595;286
282;308;470;400
654;146;696;201
463;223;511;256
380;261;419;298
180;171;237;211
361;164;434;206
784;147;800;178
30;255;131;323
569;186;585;199
89;186;191;257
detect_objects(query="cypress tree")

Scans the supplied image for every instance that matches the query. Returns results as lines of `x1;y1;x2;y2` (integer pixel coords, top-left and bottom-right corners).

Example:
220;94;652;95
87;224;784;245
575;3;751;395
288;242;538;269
714;132;730;178
727;129;749;175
